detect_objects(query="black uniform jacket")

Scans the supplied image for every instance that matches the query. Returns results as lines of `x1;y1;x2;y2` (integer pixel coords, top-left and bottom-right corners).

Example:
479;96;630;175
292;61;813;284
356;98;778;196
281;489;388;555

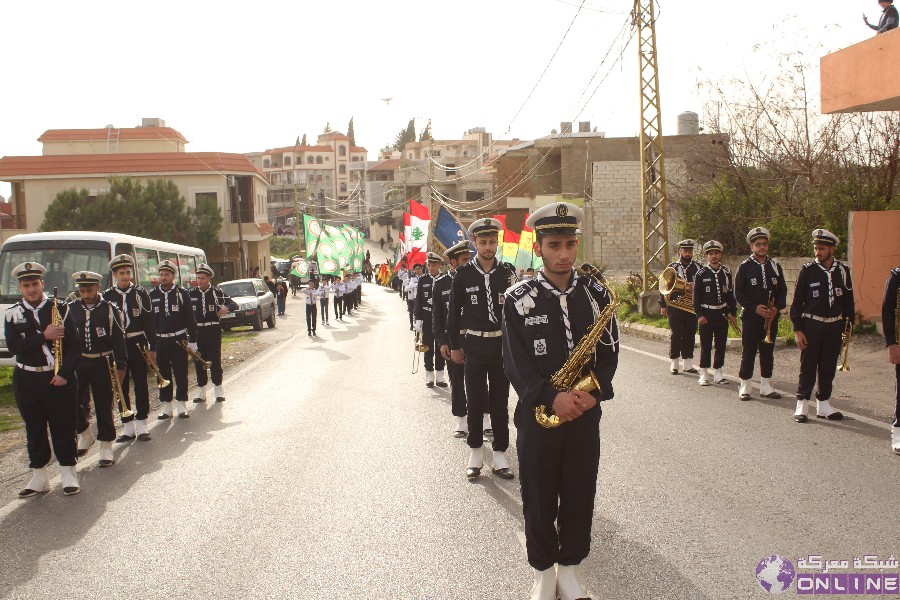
692;265;737;319
68;298;128;368
789;260;855;330
883;267;900;347
447;259;511;350
189;285;239;325
431;273;453;349
502;275;619;409
734;256;787;317
659;260;700;309
5;296;79;381
102;284;156;346
413;273;435;325
149;285;198;346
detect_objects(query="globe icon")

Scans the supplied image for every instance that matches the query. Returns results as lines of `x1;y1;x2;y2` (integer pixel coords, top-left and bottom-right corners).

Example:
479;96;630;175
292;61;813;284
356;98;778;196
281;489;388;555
755;555;795;594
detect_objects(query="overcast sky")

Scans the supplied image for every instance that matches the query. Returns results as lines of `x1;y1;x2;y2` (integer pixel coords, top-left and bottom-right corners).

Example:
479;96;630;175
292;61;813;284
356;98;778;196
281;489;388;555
0;0;870;198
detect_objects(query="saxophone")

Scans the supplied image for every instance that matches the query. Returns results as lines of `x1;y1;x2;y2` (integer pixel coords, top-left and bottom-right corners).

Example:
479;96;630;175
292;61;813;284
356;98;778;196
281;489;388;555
535;264;619;429
51;287;62;375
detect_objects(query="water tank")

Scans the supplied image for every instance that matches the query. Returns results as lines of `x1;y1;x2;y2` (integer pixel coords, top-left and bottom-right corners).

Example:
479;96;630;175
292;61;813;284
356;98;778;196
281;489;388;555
578;121;591;133
677;112;700;135
560;122;572;134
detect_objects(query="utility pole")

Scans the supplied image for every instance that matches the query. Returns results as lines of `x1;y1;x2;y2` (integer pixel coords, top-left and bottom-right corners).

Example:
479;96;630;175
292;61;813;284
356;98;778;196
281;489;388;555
230;176;247;279
635;0;671;315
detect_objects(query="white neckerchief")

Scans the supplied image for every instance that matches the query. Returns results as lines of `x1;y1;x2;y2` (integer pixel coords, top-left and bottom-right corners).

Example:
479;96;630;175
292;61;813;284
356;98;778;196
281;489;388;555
472;257;499;324
82;301;99;352
708;264;723;304
751;255;769;290
199;285;218;317
114;283;133;328
537;269;578;355
815;259;837;307
161;285;174;316
23;294;54;367
675;260;691;280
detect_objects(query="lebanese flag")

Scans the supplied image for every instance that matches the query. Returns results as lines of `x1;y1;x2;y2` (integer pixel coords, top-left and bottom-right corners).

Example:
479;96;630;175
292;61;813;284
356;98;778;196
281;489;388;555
409;200;430;252
492;214;507;230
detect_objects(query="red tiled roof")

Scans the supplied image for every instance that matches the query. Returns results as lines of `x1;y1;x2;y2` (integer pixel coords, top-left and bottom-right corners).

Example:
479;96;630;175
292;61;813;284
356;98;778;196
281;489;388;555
320;132;350;140
38;127;189;144
256;223;274;236
369;159;400;171
264;145;334;155
274;207;295;217
0;152;266;179
350;146;368;153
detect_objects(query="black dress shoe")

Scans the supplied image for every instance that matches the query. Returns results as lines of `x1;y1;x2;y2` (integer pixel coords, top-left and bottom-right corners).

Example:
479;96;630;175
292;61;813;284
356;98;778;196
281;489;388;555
177;412;190;419
739;394;751;401
670;369;679;375
98;459;115;468
18;488;46;499
794;414;808;423
115;434;135;443
684;368;699;374
436;382;448;388
452;431;467;439
192;397;206;403
817;412;844;421
426;382;434;388
483;429;493;437
137;433;152;442
761;392;782;399
158;414;172;420
215;397;225;402
492;468;515;480
466;467;481;481
63;486;80;496
76;448;89;457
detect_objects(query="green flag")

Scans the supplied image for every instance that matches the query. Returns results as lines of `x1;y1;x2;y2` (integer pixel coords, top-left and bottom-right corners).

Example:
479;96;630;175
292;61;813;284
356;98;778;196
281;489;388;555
303;214;324;257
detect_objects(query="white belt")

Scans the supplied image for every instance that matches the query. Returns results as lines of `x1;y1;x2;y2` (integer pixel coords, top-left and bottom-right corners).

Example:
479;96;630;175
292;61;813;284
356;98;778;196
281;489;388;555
82;351;112;359
126;331;146;339
464;329;503;338
158;328;187;338
197;321;220;327
701;303;728;310
802;313;843;323
16;363;53;373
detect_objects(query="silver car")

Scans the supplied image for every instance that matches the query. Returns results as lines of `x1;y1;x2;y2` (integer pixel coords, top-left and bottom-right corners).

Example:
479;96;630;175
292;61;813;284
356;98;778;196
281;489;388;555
217;278;277;331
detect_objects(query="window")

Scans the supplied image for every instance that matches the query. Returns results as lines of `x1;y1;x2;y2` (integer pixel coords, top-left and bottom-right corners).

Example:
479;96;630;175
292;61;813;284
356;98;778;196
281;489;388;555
159;252;181;285
178;254;197;287
135;247;160;288
432;150;442;157
466;191;485;202
340;183;347;193
195;192;217;211
271;173;280;185
338;145;346;157
445;164;457;177
285;172;292;184
0;243;110;302
307;156;314;164
316;156;323;164
263;159;270;168
317;175;323;182
351;156;359;162
284;156;291;166
339;164;346;174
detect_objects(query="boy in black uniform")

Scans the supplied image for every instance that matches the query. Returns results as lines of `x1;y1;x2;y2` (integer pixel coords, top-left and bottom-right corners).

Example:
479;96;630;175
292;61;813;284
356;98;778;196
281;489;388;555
102;254;156;442
882;266;900;454
404;265;422;329
70;271;127;467
692;240;737;386
659;239;701;374
5;262;82;497
447;217;514;481
414;252;446;388
734;227;787;400
150;260;198;419
433;240;471;437
190;264;238;403
789;229;855;423
502;202;618;600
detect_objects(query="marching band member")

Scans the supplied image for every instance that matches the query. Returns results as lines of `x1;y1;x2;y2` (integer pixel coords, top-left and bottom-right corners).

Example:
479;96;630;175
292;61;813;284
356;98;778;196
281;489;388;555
150;260;198;419
447;218;514;481
6;262;81;497
189;264;238;403
302;279;320;336
659;239;700;375
433;241;471;437
734;227;787;401
789;230;855;423
414;253;445;388
404;265;422;330
333;276;345;322
70;271;127;467
319;277;332;326
502;202;618;600
102;254;156;442
692;241;736;386
882;266;900;454
343;273;355;316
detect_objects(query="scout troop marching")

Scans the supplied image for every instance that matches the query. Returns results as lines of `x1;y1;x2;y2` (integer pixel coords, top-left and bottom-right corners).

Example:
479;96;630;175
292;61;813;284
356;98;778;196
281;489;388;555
8;256;237;498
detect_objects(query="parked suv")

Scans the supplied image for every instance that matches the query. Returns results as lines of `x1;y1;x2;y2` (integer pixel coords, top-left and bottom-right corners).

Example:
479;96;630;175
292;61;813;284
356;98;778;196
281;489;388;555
218;278;277;331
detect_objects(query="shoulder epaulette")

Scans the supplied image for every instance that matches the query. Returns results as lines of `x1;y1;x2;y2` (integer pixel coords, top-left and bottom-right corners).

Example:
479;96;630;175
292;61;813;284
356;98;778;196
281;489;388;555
892;267;900;277
507;279;540;315
4;302;25;323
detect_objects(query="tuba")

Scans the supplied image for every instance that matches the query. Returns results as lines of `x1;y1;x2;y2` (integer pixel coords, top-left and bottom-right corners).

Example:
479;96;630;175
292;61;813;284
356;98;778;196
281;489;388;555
51;287;63;375
536;264;618;428
658;267;695;314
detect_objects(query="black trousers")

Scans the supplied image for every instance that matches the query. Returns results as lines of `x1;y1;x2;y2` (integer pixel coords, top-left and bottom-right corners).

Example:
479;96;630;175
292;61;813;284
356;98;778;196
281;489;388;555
699;312;729;369
345;295;353;315
334;296;344;320
463;335;510;452
76;357;117;442
796;319;843;401
157;338;189;402
739;314;778;380
894;364;900;426
515;400;601;571
196;326;223;387
121;338;151;422
14;369;78;468
448;360;467;417
407;300;415;327
320;298;329;323
421;320;445;372
667;309;697;359
306;303;317;332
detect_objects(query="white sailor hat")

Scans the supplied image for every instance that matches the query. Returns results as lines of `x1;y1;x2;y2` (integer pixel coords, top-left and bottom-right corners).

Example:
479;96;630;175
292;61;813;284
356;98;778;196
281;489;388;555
426;252;444;264
196;263;215;277
12;262;46;281
746;227;770;244
702;240;724;254
676;239;695;249
444;240;471;259
73;271;102;288
108;254;134;272
812;228;839;246
467;217;503;237
157;260;178;275
525;202;583;235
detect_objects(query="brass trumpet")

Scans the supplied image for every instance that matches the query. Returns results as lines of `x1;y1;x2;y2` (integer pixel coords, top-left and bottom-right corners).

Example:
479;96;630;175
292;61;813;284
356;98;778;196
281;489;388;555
107;356;133;418
138;344;170;388
414;331;429;353
762;295;777;344
726;314;742;337
411;331;428;374
838;320;852;372
178;339;211;370
658;266;695;314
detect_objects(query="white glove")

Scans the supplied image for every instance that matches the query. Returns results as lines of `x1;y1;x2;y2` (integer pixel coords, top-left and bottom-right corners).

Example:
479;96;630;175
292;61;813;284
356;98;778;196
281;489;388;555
414;320;423;332
188;342;198;352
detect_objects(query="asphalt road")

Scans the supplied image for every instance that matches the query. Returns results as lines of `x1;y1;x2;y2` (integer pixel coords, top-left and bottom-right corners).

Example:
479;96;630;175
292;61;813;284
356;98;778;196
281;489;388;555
0;285;897;599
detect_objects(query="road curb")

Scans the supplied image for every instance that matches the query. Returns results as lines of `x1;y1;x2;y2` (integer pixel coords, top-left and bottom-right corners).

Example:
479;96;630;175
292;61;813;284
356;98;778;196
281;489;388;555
619;320;787;349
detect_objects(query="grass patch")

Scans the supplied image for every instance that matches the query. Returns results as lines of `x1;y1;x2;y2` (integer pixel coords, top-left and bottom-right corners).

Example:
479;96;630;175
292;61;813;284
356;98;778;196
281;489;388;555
222;328;258;349
0;415;21;433
0;367;22;432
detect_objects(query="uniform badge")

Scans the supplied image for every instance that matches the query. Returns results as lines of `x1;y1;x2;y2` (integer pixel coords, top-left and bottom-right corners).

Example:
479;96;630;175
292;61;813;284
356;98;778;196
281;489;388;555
470;294;478;305
835;289;843;296
498;295;505;305
96;327;106;337
172;305;179;312
556;204;568;217
209;305;215;311
534;339;547;356
812;290;819;298
154;307;160;313
132;308;140;316
750;278;757;286
705;286;710;293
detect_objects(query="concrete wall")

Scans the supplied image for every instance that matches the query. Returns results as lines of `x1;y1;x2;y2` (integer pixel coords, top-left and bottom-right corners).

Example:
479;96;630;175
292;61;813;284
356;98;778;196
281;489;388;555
821;28;900;113
42;139;181;155
848;210;900;321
